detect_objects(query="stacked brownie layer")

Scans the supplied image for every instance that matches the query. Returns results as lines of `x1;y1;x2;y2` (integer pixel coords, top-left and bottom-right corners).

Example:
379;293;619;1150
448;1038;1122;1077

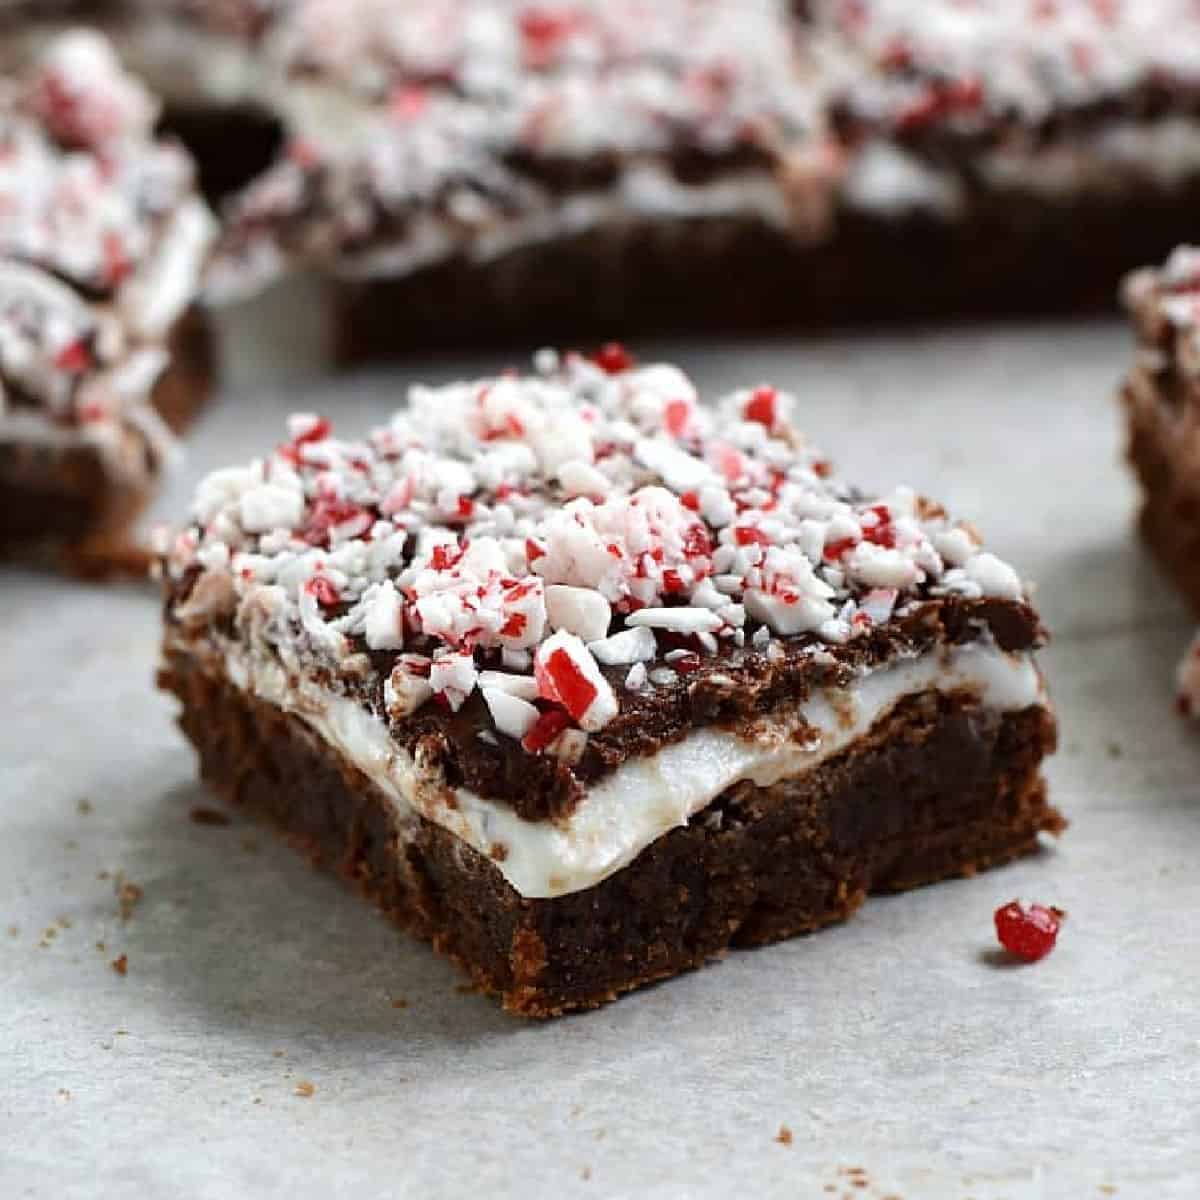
159;349;1060;1014
0;30;216;566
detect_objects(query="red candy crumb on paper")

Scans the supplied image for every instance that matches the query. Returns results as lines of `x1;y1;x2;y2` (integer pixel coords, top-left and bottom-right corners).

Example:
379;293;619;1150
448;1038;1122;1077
994;900;1064;962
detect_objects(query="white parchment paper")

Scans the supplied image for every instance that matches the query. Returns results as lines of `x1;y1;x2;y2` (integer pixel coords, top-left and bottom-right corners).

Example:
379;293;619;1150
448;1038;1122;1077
2;288;1198;1198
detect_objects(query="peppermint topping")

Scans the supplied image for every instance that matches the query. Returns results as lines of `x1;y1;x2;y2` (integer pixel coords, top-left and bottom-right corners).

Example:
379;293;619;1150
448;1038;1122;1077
826;0;1200;136
209;0;837;295
167;351;1027;751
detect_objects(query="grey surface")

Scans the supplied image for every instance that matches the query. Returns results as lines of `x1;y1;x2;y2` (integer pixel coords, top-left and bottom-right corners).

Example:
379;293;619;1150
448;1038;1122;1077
3;292;1199;1198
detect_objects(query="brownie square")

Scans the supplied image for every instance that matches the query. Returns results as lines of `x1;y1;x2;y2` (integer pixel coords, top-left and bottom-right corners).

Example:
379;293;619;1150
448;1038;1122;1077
159;347;1061;1015
0;30;217;568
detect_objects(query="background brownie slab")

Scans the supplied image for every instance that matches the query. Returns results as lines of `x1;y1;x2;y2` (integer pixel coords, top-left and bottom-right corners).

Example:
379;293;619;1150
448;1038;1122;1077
1121;249;1200;616
329;183;1200;361
162;650;1061;1017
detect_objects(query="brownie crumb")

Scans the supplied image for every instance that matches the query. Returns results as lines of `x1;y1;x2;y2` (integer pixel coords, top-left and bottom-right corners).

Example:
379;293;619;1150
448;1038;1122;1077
6;925;17;938
115;876;143;922
390;996;408;1009
190;806;231;827
294;1081;315;1098
111;954;128;975
774;1125;793;1146
77;799;93;816
1105;740;1123;759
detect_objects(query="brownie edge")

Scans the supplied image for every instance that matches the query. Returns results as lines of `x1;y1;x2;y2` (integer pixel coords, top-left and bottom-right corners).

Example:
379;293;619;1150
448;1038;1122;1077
0;304;215;571
161;650;1061;1018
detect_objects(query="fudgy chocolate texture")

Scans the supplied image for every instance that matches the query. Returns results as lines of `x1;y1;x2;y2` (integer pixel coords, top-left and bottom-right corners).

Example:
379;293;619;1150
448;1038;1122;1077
0;305;214;567
163;589;1040;823
328;183;1200;361
161;649;1061;1018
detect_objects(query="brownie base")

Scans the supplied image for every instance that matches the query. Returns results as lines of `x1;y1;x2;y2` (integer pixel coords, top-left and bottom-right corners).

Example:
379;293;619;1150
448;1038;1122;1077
160;650;1062;1018
329;180;1200;362
1124;374;1200;616
0;304;215;573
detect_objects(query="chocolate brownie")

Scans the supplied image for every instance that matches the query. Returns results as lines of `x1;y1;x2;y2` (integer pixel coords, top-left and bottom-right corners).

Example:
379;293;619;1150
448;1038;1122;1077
201;0;1200;355
1121;247;1200;616
0;30;217;568
159;349;1061;1014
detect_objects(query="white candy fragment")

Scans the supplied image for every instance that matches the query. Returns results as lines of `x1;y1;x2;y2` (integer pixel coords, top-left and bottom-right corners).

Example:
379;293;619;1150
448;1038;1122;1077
482;689;540;740
589;626;657;666
624;607;723;634
237;481;304;534
965;552;1023;600
545;585;612;644
384;657;434;719
744;589;834;635
634;438;716;493
477;670;540;701
557;459;611;499
932;526;978;567
362;580;404;650
844;542;922;589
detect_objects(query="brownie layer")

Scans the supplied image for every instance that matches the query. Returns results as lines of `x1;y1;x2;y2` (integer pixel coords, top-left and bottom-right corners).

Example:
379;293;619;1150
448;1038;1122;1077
329;180;1200;361
1124;371;1200;616
0;304;214;567
161;649;1061;1017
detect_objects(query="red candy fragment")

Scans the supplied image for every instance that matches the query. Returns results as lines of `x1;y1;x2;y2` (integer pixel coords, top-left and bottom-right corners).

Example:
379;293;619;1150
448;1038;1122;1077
304;576;340;608
743;386;778;429
994;900;1064;962
301;495;371;547
293;416;331;446
590;342;634;374
519;8;584;66
537;647;597;721
521;707;571;754
54;339;91;373
664;399;690;437
734;526;770;548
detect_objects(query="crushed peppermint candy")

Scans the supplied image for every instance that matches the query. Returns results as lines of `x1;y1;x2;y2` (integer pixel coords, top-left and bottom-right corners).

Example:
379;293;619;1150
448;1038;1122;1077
166;350;1030;753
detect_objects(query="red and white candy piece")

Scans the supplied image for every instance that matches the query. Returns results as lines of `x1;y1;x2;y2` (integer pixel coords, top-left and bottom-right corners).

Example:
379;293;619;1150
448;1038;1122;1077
429;649;478;712
534;631;618;732
384;655;434;720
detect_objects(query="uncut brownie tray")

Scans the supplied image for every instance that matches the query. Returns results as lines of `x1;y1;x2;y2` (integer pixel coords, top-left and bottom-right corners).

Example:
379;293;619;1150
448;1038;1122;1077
158;347;1061;1016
